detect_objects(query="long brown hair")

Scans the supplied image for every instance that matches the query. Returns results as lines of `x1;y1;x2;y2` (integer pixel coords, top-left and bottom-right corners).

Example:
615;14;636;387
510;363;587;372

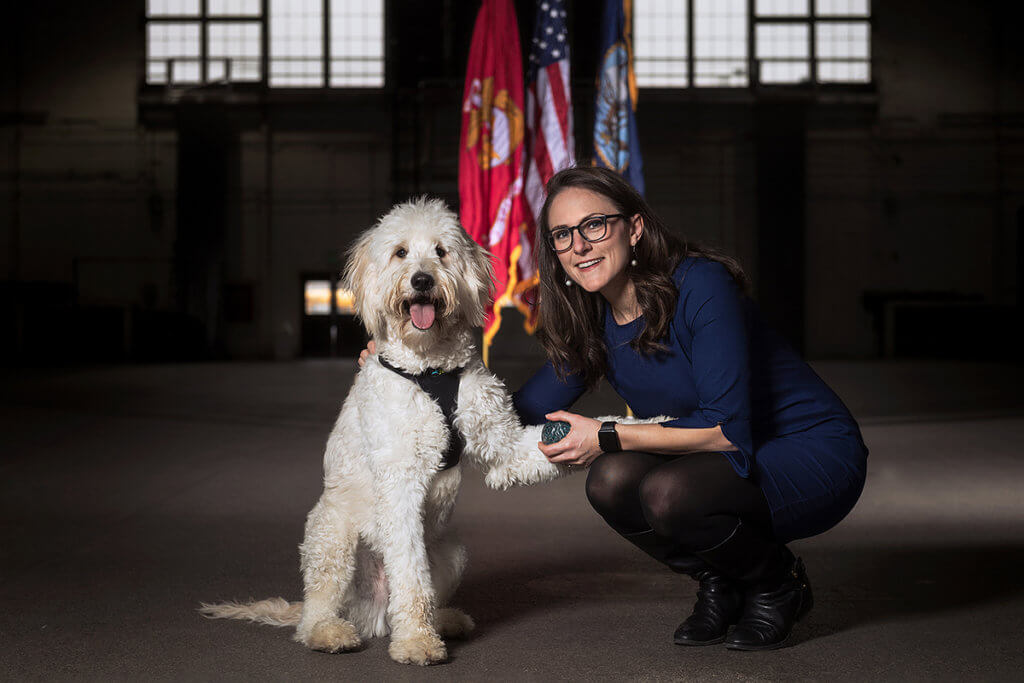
535;166;750;390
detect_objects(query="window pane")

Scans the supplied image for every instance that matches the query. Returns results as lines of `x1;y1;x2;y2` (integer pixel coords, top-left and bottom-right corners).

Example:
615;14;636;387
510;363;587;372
147;0;200;17
147;60;169;84
694;0;748;87
270;0;324;87
208;59;226;82
818;60;870;83
760;60;810;83
696;59;749;87
635;0;689;87
305;281;332;315
208;0;261;16
208;21;263;81
329;0;384;87
816;0;870;16
171;59;202;84
755;0;809;17
816;21;870;59
335;287;356;314
756;23;809;58
147;22;201;59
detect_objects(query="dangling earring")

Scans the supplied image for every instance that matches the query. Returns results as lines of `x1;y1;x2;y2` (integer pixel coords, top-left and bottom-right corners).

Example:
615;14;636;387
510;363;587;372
630;244;638;267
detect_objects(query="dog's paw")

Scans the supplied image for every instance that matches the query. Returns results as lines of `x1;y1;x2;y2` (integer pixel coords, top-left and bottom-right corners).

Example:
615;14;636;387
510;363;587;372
484;466;514;490
304;619;362;653
435;607;475;640
389;631;447;665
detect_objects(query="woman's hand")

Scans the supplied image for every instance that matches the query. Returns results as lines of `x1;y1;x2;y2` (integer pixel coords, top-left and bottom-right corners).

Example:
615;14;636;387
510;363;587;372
537;410;604;468
357;340;377;367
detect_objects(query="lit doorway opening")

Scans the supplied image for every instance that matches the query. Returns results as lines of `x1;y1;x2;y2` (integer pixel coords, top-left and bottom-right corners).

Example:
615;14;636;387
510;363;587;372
301;274;364;357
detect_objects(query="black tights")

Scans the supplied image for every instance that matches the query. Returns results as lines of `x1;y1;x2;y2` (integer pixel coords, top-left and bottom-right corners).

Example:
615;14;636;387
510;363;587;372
585;450;774;552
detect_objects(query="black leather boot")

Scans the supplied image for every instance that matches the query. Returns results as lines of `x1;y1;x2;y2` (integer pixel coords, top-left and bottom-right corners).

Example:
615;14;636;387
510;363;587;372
621;530;743;646
669;559;745;646
696;521;813;651
725;556;813;651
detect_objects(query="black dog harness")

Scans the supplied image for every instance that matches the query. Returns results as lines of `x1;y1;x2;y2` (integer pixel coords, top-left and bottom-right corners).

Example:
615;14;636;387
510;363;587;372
377;356;467;471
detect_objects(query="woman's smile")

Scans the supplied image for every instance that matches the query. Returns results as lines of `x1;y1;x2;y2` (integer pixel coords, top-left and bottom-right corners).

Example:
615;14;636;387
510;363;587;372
575;256;604;272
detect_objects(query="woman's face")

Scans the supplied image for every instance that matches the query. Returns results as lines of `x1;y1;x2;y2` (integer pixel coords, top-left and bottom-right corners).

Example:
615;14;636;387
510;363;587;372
546;187;642;295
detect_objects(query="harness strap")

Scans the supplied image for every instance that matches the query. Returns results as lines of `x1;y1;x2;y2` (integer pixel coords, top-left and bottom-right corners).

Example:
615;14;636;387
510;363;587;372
377;356;466;470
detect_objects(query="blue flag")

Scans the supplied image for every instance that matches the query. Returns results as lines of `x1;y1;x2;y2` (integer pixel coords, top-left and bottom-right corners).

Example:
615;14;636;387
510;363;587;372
592;0;644;195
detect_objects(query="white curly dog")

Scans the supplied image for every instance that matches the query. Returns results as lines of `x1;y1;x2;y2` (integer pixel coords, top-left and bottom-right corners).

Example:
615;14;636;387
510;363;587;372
200;198;661;665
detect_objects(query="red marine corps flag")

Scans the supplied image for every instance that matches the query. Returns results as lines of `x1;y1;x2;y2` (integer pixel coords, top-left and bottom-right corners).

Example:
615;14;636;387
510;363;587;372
459;0;529;364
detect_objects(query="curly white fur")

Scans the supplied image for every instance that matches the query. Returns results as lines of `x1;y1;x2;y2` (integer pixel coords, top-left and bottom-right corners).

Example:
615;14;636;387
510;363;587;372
199;197;666;665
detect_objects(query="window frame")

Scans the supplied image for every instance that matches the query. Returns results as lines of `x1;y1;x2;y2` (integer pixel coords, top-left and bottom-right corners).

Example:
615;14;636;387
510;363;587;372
142;0;387;92
633;0;874;93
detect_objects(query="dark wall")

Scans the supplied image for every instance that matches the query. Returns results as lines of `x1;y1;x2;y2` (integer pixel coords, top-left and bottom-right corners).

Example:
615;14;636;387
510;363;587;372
755;103;807;354
2;0;1022;362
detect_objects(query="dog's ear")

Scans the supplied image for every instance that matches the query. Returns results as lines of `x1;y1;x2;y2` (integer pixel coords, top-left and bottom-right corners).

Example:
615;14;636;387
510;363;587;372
342;230;385;339
459;229;495;328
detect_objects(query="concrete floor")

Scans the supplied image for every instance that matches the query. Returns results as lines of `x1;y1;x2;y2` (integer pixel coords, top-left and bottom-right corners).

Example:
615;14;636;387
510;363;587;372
2;359;1023;681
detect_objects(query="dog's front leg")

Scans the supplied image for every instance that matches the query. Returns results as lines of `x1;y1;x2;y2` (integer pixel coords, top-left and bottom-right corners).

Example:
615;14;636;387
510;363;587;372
489;416;674;487
371;467;447;666
480;422;568;489
456;368;568;489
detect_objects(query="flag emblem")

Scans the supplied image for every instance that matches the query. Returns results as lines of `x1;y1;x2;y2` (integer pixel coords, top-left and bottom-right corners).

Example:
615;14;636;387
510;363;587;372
463;77;525;170
594;43;633;173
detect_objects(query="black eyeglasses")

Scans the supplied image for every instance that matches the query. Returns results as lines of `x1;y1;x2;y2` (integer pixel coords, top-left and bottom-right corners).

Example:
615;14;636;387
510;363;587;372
546;213;626;253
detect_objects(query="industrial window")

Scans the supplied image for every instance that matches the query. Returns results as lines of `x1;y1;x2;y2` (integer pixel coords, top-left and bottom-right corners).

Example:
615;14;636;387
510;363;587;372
634;0;870;88
144;0;384;88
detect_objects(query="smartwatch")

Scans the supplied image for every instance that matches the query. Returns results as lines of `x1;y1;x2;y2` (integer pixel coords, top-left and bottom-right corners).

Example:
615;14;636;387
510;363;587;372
598;421;622;453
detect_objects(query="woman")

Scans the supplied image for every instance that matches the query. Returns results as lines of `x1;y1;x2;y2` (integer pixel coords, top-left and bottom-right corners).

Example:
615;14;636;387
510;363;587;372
512;166;867;651
360;166;868;651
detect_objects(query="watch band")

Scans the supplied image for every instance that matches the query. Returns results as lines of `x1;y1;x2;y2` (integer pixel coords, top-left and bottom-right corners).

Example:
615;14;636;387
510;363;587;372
598;421;622;453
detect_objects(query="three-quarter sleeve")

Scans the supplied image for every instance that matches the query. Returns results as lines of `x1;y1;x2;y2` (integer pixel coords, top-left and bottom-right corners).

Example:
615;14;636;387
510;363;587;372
660;260;755;477
511;360;587;425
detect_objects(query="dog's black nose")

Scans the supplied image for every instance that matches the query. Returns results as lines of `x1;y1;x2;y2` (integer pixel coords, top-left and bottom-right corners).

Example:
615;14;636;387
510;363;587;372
411;272;434;292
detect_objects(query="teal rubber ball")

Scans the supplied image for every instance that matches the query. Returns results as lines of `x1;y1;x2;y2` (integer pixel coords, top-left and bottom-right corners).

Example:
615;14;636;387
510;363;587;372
541;420;571;445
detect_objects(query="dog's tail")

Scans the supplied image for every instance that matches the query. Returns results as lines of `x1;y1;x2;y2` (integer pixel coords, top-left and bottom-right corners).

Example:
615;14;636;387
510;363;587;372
198;597;303;627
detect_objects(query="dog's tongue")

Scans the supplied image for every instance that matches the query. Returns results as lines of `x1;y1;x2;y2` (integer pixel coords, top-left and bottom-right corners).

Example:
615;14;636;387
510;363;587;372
410;302;436;330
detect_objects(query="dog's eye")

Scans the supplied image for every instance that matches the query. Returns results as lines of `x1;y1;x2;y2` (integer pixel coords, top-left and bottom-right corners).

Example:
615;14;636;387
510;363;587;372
395;247;407;258
435;246;446;258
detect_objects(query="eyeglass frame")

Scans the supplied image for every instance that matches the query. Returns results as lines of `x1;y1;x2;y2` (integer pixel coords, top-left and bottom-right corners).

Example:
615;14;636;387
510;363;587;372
545;213;628;253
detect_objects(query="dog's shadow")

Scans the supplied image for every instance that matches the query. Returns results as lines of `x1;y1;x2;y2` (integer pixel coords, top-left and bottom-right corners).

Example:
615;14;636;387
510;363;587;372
453;547;658;631
451;542;1024;646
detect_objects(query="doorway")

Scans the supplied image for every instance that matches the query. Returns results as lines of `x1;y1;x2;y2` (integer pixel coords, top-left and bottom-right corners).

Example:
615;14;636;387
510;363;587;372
300;274;365;357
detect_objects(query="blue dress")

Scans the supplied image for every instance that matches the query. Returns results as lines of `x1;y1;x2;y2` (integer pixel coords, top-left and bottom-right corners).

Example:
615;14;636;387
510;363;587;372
513;257;869;543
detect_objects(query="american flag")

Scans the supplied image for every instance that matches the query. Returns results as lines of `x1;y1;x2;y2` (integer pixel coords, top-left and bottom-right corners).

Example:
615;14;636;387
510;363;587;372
516;0;575;327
